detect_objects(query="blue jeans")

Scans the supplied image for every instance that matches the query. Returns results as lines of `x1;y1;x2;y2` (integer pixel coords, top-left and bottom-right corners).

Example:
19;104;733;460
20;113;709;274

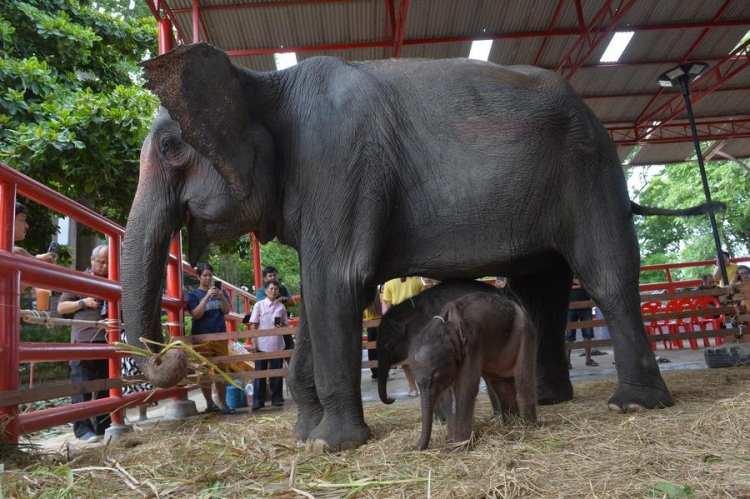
70;358;111;437
253;357;284;407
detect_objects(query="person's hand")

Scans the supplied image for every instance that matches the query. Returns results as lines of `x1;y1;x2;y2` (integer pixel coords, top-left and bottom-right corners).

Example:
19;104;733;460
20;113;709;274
206;288;219;299
82;297;99;309
36;252;57;263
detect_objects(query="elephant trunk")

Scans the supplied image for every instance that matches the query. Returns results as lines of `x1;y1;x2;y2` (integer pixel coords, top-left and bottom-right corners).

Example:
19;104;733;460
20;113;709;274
121;157;186;387
378;352;395;404
417;383;435;450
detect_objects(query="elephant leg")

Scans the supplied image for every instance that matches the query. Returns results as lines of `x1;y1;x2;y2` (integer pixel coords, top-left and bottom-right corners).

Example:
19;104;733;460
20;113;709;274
434;388;454;424
565;225;673;411
287;303;323;442
511;265;573;405
304;275;371;451
487;377;518;424
483;376;503;418
448;364;481;444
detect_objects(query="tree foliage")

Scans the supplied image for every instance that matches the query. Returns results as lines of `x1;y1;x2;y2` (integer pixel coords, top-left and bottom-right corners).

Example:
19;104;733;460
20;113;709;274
0;0;157;253
635;158;750;281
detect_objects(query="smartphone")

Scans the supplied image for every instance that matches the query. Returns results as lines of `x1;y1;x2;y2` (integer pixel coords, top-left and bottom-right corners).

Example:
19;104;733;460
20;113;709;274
47;241;60;255
274;317;283;327
214;280;222;289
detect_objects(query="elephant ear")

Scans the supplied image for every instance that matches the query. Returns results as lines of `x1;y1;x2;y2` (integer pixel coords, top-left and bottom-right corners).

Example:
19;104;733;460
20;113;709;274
141;43;262;198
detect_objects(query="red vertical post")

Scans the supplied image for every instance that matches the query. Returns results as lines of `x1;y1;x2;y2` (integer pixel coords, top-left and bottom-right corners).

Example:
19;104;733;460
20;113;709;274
166;235;184;339
0;181;20;442
158;6;174;54
251;232;262;291
192;0;201;43
107;234;124;425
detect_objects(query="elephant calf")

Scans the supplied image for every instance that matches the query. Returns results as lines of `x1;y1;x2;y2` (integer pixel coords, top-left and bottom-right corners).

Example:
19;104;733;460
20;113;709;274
387;291;537;450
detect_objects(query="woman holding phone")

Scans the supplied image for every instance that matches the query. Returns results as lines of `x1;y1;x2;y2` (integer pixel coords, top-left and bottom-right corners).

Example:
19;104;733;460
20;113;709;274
246;279;288;411
186;262;233;414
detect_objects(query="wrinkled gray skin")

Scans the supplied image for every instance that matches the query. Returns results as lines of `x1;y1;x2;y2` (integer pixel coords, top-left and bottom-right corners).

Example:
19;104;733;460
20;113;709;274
376;280;507;420
123;43;721;451
388;292;537;450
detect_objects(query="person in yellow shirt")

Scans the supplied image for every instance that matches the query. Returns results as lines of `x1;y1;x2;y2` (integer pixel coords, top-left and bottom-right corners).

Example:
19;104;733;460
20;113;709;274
381;277;425;396
713;250;738;287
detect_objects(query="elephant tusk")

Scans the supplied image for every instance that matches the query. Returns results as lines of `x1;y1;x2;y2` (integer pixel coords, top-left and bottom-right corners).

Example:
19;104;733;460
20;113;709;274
432;315;445;323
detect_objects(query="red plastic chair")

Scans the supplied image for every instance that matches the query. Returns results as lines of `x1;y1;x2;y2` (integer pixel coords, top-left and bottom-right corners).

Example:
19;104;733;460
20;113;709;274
691;295;725;347
641;301;669;351
664;299;693;349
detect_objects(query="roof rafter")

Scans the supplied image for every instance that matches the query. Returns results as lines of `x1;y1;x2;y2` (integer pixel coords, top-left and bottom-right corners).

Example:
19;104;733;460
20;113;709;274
392;0;410;57
607;116;750;145
533;0;565;65
557;0;639;79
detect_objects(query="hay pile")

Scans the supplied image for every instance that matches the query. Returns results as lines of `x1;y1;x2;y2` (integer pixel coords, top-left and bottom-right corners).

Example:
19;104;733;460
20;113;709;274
4;367;750;497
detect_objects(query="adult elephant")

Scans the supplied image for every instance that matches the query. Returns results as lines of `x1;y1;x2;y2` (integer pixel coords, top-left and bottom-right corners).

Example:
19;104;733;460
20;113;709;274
123;43;719;450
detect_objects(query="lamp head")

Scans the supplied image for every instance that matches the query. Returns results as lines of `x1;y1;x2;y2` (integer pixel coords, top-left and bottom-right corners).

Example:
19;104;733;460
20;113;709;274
658;62;709;87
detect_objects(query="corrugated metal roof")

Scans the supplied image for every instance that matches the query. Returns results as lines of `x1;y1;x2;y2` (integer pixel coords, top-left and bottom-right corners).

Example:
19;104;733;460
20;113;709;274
161;0;750;165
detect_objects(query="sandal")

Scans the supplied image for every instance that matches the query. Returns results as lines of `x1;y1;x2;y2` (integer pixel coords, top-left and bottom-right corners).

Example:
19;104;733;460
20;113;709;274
220;407;236;415
585;359;599;367
204;405;221;414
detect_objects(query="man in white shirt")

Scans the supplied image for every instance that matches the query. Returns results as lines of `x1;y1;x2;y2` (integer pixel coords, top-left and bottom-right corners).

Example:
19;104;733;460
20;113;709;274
248;280;288;411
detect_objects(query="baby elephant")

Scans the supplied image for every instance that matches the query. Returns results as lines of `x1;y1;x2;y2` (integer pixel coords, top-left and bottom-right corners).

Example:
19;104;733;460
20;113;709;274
411;292;537;450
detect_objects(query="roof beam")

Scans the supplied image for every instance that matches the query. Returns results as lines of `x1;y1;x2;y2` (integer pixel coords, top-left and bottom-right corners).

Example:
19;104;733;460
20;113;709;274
385;0;395;40
557;0;639;79
607;116;750;145
634;0;735;126
533;0;565;65
223;19;750;57
172;0;355;13
581;85;750;100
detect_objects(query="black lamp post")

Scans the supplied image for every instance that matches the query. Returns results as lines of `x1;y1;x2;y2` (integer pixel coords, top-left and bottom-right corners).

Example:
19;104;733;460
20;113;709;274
657;62;729;286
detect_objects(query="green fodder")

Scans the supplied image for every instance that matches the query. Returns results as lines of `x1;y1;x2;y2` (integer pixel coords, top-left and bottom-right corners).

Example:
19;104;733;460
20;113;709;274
3;367;750;498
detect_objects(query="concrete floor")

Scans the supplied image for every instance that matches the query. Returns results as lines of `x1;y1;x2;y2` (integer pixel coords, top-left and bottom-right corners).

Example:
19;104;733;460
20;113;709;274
27;345;714;453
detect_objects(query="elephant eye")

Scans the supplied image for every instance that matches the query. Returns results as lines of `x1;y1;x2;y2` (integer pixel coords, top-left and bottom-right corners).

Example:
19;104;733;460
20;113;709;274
158;134;189;167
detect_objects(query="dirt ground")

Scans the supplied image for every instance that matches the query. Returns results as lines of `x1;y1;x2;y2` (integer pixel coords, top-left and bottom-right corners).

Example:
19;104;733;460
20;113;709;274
3;363;750;498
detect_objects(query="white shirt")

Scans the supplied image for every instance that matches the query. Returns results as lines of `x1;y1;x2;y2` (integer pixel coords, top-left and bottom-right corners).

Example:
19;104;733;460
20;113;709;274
249;297;287;352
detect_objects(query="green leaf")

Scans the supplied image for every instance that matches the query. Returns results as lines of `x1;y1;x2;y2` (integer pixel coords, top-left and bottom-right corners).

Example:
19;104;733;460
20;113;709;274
648;481;694;498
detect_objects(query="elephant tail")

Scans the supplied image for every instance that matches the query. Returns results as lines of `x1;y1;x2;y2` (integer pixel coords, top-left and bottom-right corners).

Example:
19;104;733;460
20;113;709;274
630;201;726;217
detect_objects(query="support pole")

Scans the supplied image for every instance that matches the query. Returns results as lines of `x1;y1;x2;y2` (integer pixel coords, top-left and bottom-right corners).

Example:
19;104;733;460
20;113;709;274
0;181;20;442
679;76;729;286
251;233;262;291
158;9;174;54
106;234;124;426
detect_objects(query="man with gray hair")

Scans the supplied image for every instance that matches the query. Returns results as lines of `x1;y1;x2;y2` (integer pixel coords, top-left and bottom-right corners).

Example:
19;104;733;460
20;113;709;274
58;244;110;443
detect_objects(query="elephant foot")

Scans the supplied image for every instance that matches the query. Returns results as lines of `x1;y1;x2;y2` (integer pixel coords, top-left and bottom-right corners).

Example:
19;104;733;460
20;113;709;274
308;413;371;452
294;403;323;443
607;379;674;412
536;376;573;406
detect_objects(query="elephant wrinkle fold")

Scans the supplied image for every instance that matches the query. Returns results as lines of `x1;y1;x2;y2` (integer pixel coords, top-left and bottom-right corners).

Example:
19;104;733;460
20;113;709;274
125;44;686;450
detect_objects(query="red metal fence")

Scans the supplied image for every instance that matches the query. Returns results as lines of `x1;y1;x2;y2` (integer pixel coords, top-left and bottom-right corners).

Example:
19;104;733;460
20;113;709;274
0;162;256;442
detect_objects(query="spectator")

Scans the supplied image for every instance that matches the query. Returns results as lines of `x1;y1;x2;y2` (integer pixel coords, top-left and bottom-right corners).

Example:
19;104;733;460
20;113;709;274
381;276;424;396
699;273;717;290
713;250;738;287
57;245;110;443
247;280;288;411
732;265;750;284
363;290;382;380
186;262;233;414
567;278;598;368
13;202;57;263
255;266;291;304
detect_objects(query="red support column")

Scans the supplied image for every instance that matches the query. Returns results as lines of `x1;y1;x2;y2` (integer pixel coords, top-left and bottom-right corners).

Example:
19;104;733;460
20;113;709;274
158;11;174;54
251;233;262;291
107;234;124;425
192;0;201;43
166;234;188;401
0;181;20;442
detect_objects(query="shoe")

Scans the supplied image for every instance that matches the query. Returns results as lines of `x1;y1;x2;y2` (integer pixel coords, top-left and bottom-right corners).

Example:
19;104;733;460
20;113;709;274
78;432;101;443
204;405;221;414
585;359;599;367
272;400;284;407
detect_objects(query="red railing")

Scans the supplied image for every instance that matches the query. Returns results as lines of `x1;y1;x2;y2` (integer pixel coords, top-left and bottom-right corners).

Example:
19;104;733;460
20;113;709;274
638;257;750;292
0;162;255;442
